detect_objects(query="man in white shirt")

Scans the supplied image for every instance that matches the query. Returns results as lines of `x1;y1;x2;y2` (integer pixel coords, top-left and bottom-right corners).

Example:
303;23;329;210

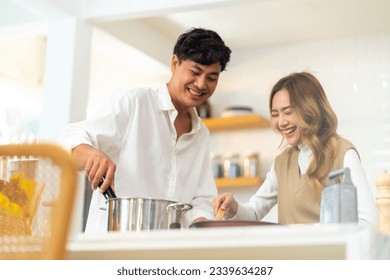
60;27;232;232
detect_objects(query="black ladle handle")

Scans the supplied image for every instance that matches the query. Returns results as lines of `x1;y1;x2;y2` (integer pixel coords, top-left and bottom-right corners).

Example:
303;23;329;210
97;177;117;199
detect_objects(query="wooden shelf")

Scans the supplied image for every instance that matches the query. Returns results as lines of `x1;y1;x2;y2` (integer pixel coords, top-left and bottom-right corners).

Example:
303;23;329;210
215;176;263;189
203;114;270;132
204;114;270;132
204;115;268;189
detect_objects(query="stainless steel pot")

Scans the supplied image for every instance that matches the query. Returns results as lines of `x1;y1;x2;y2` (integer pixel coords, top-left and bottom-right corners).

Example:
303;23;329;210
106;197;192;232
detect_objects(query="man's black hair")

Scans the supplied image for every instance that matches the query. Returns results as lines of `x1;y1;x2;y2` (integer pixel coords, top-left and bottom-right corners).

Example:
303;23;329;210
173;27;232;71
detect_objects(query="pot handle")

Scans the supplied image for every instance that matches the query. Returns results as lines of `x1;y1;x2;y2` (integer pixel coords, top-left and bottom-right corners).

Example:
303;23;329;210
167;203;193;212
97;177;117;199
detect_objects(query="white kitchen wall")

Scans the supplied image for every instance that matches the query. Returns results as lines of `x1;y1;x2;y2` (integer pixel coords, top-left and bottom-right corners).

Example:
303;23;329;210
209;33;390;222
87;28;171;116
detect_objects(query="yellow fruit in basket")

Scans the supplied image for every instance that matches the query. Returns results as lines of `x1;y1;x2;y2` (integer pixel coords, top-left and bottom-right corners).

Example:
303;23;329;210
0;177;28;206
0;174;36;220
0;192;24;220
10;174;36;204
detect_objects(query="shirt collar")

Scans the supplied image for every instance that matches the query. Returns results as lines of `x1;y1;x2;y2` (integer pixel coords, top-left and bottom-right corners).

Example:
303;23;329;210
158;84;202;134
189;107;202;133
298;142;313;157
297;142;313;174
298;143;306;151
158;84;175;110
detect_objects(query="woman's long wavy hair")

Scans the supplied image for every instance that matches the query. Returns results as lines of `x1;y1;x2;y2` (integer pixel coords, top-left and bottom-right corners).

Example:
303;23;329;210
269;72;339;189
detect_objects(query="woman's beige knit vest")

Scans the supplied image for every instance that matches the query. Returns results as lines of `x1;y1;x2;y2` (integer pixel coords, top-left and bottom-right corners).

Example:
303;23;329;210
274;138;355;224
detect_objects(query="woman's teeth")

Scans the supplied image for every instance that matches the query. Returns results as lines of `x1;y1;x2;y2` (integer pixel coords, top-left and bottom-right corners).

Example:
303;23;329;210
284;127;296;135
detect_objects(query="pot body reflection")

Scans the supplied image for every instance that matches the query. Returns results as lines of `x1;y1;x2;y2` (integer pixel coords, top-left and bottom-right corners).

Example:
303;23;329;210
106;198;192;232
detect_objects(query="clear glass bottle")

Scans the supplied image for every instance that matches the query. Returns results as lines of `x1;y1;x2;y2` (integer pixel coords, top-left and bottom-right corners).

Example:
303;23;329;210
223;152;240;178
210;153;222;178
243;151;260;177
0;156;7;180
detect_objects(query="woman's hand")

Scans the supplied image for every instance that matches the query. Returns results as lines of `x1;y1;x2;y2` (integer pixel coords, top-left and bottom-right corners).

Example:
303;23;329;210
212;192;238;219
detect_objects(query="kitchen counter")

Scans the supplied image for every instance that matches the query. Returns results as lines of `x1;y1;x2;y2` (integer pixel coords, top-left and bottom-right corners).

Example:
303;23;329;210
66;224;390;260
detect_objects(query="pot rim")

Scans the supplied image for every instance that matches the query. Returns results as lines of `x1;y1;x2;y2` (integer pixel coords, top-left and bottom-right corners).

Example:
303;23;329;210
105;197;178;204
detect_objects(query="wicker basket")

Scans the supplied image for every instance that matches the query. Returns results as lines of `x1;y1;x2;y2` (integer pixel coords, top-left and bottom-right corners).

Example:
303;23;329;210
0;143;77;259
0;216;27;235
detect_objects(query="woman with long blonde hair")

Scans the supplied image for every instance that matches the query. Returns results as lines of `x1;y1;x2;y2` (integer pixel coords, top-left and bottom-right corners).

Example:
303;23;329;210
213;72;377;225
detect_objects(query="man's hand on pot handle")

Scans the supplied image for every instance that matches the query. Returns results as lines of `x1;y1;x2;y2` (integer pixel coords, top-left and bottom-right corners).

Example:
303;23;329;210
72;144;116;193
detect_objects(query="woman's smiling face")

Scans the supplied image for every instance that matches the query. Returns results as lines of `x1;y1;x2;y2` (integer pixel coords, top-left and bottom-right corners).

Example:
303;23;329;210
271;89;301;146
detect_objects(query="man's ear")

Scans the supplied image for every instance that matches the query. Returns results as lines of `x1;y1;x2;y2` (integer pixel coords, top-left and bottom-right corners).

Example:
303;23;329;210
171;54;179;72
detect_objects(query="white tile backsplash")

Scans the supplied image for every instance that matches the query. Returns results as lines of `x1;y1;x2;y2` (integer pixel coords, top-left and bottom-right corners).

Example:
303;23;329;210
211;33;390;222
